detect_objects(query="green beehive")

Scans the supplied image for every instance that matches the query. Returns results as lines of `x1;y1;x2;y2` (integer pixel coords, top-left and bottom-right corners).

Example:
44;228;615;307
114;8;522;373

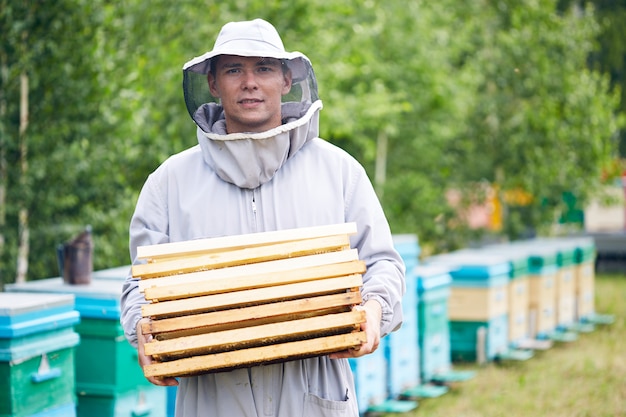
526;248;559;274
5;275;170;417
448;315;509;362
0;293;80;417
76;385;167;417
528;238;579;331
426;250;512;362
570;237;597;321
573;237;596;265
480;244;532;346
6;277;151;397
74;318;152;396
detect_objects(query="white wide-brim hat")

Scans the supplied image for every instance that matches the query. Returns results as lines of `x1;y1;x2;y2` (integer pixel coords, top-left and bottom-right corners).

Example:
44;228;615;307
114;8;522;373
183;18;309;81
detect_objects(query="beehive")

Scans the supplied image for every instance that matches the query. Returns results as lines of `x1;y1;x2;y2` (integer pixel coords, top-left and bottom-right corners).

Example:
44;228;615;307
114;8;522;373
572;237;596;320
5;274;169;417
427;251;510;322
414;264;452;383
0;293;80;417
524;248;559;338
425;250;511;362
477;245;531;345
384;234;420;399
133;223;367;378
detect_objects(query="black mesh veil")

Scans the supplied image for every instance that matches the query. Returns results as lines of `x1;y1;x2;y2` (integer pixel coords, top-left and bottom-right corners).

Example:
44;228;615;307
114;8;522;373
182;54;319;120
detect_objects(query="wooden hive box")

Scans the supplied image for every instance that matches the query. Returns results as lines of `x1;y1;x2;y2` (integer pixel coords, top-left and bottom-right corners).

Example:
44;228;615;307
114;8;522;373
132;223;367;378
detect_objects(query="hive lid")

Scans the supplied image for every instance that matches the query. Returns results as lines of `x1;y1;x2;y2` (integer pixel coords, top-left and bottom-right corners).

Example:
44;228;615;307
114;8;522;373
413;265;452;292
0;293;79;338
6;277;122;298
531;238;586;266
0;292;75;316
5;278;123;320
498;241;559;272
425;250;511;279
91;265;131;281
478;245;530;277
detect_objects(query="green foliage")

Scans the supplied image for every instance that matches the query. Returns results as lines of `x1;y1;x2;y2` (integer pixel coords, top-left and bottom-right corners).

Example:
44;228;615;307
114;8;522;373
1;0;109;282
559;0;626;155
0;0;622;282
453;0;622;239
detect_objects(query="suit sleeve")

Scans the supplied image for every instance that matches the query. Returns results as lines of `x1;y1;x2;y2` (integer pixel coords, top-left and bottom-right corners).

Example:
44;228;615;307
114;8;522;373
345;164;406;337
120;168;171;348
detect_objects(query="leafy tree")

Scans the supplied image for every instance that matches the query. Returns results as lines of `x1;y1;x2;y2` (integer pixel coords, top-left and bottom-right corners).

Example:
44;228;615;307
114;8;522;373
288;1;482;254
448;0;622;240
559;0;626;156
1;1;107;284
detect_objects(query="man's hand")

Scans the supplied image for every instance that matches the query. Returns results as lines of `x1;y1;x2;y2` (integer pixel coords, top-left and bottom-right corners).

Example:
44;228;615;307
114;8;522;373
136;318;179;387
329;299;382;359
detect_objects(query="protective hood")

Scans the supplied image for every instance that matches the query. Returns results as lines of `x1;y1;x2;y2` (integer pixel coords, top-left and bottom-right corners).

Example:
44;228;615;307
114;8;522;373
195;100;323;189
181;18;323;189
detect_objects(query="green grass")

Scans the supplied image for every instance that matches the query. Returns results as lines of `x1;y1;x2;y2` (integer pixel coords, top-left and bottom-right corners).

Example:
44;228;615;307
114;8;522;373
382;272;626;417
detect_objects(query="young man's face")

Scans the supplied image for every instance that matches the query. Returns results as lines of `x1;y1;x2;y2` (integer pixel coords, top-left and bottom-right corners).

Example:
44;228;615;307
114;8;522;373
208;55;292;134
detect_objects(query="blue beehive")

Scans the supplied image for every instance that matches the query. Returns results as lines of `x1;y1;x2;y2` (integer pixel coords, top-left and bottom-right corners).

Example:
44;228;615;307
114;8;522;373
6;276;168;417
425;250;510;362
0;292;80;417
384;235;420;399
392;234;421;272
349;348;388;415
414;264;452;382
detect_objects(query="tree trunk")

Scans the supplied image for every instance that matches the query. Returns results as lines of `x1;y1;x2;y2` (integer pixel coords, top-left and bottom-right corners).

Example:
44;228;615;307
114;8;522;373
16;71;29;283
0;56;7;287
375;130;388;200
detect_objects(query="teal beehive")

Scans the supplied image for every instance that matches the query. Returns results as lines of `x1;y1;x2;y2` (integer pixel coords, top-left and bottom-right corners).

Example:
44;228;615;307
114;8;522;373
384;235;420;399
0;293;80;417
425;250;511;362
414;264;452;382
5;275;167;417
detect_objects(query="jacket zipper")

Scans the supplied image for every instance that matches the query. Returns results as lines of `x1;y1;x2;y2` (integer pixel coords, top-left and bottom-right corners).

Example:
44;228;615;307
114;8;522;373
251;190;258;233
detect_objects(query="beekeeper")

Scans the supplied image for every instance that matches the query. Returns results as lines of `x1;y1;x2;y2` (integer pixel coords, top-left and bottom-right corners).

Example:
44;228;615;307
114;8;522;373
121;18;405;417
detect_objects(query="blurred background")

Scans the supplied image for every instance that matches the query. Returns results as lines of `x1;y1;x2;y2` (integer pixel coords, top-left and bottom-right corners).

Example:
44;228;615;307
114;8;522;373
1;0;625;285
